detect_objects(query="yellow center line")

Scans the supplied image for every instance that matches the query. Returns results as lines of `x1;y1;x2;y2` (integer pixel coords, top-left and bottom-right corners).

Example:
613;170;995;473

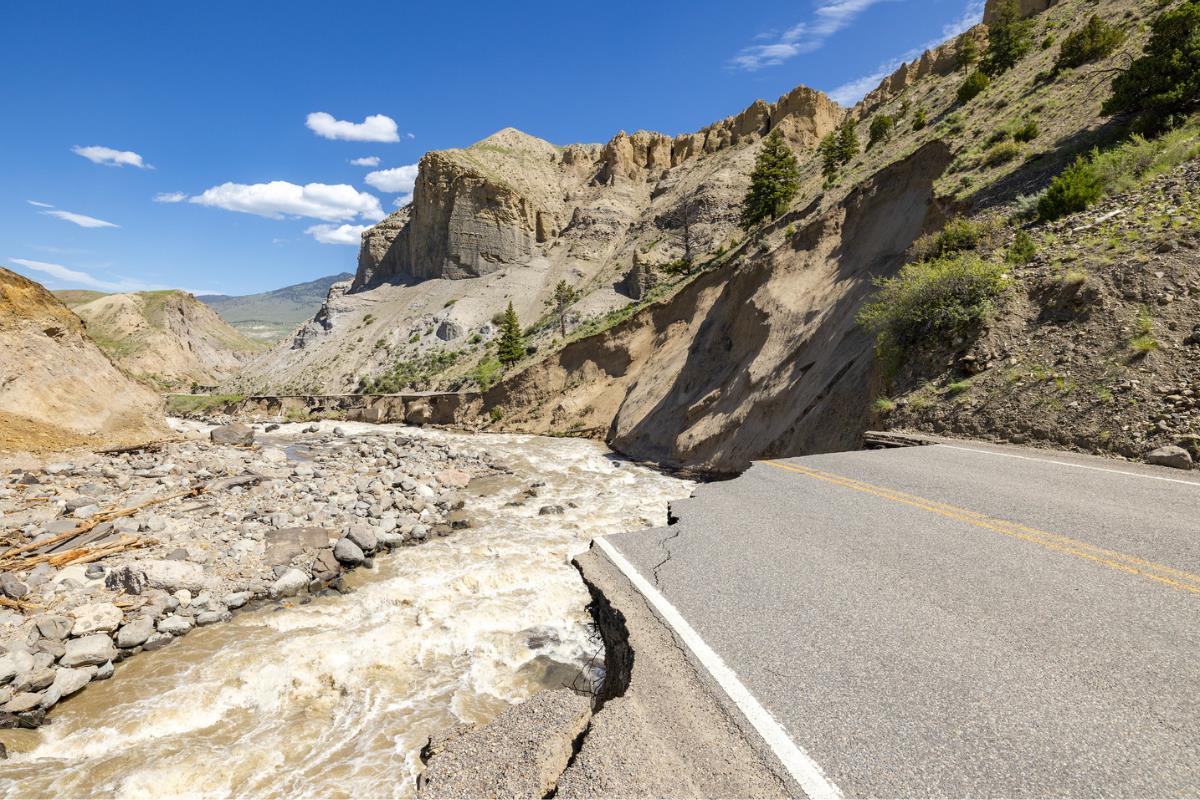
762;459;1200;596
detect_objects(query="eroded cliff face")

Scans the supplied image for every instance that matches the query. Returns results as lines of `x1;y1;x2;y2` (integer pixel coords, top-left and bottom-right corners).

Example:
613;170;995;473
352;87;843;290
484;142;953;474
0;268;167;451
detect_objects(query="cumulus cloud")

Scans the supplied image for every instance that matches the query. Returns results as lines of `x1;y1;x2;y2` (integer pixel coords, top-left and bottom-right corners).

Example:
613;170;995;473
350;156;381;167
72;145;149;168
154;191;187;203
42;209;120;229
305;223;369;245
731;0;893;70
9;257;142;291
824;0;985;105
365;164;419;194
188;181;384;222
306;112;400;142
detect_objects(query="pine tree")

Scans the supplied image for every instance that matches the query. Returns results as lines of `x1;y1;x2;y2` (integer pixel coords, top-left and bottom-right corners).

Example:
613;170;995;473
739;131;801;229
868;115;895;150
548;280;579;338
497;302;525;366
819;132;842;180
982;0;1033;76
1103;1;1200;135
837;118;860;162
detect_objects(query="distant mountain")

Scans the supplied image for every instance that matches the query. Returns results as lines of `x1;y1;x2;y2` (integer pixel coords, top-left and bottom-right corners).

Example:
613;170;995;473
199;273;353;341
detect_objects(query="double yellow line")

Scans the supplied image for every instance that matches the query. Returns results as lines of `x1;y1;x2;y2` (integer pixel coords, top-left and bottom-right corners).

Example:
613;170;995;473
763;459;1200;597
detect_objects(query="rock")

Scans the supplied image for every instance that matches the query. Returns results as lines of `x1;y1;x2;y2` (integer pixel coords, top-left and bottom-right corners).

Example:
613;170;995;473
210;423;254;446
538;505;566;516
333;537;365;566
269;568;309;598
125;559;208;593
265;423;281;432
264;527;332;566
142;632;174;651
116;616;156;648
84;563;106;580
94;661;114;680
1147;445;1193;470
435;468;471;489
60;634;118;668
222;591;253;609
105;565;147;595
436;318;465;341
345;523;378;554
40;666;95;708
0;651;35;684
333;426;348;437
157;615;194;636
3;693;43;714
71;504;99;519
0;574;29;600
195;609;231;626
70;602;124;635
311;548;341;580
165;547;190;561
10;668;55;693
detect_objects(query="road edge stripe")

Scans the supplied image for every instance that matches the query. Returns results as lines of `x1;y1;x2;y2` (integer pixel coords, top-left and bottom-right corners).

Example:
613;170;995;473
934;443;1200;487
592;535;843;800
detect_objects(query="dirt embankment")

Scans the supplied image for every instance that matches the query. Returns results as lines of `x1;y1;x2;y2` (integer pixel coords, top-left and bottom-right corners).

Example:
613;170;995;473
0;268;167;453
484;142;953;474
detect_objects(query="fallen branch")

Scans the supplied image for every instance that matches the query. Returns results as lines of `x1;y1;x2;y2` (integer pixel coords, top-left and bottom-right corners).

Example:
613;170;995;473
0;596;40;612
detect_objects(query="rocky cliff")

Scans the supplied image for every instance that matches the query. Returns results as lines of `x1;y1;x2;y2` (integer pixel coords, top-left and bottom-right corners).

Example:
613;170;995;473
0;268;167;451
66;290;264;389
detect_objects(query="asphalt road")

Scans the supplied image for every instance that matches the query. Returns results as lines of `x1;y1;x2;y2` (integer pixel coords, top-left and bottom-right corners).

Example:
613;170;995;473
604;440;1200;798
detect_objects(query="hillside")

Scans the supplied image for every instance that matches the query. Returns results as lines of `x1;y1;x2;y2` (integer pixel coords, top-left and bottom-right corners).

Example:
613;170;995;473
230;0;1195;473
198;272;353;341
67;289;264;389
0;267;167;451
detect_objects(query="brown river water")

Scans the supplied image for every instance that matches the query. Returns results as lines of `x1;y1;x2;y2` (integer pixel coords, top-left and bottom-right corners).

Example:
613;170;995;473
0;425;691;798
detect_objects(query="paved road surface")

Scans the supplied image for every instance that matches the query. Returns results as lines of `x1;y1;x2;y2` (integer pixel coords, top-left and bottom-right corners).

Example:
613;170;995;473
602;440;1200;798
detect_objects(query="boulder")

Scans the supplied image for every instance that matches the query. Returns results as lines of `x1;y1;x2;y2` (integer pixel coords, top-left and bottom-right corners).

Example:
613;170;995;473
33;614;72;642
195;609;231;626
222;591;253;609
125;559;208;593
210;423;254;446
70;602;124;636
345;523;378;554
333;537;365;566
269;568;309;598
0;574;28;600
60;634;118;668
10;668;55;693
435;468;471;489
1147;445;1193;471
264;527;332;567
40;666;95;709
115;616;156;648
0;652;34;684
2;693;43;714
436;319;465;341
156;615;194;636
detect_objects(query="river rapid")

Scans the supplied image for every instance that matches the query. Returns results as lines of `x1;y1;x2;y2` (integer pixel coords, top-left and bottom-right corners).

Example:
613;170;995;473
0;424;691;798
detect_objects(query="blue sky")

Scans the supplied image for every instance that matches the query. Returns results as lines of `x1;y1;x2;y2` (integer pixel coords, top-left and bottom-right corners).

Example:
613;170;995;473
1;0;983;296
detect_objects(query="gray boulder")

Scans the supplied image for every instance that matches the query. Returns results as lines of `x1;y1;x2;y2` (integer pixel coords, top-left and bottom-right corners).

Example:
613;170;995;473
40;666;96;709
0;574;28;600
125;559;208;593
333;537;365;566
345;523;378;554
210;423;254;446
264;527;332;566
10;668;55;693
269;568;309;598
0;652;34;684
3;693;43;714
71;602;124;636
1147;445;1193;470
60;634;118;668
222;591;253;609
156;615;194;636
116;616;156;648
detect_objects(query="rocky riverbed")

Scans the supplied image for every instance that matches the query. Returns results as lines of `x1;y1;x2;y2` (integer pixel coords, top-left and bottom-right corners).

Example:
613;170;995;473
0;419;503;730
0;421;691;796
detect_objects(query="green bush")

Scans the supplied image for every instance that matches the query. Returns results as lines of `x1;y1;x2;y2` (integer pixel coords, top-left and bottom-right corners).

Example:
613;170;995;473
868;114;895;149
1104;1;1200;134
1037;156;1104;221
1006;231;1038;264
472;358;502;390
984;140;1022;166
958;70;991;104
1056;15;1126;71
912;108;928;131
1012;119;1040;143
858;254;1011;349
910;216;1005;261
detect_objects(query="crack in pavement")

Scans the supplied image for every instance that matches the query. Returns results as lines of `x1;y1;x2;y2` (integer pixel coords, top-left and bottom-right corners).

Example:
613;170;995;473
651;526;683;587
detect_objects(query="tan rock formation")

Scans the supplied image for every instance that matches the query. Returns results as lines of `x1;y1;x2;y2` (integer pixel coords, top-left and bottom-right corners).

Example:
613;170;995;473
0;268;167;451
984;0;1056;24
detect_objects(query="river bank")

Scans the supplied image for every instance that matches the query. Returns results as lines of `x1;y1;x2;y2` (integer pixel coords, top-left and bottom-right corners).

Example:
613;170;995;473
0;421;690;796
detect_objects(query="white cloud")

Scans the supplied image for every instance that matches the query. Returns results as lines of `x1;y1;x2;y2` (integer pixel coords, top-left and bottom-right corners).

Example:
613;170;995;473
154;191;187;203
365;164;419;194
9;257;140;291
189;181;384;222
731;0;893;70
406;133;416;140
823;0;986;105
42;209;120;229
305;223;369;245
306;112;400;142
350;156;381;167
393;194;413;207
27;200;54;208
72;145;149;169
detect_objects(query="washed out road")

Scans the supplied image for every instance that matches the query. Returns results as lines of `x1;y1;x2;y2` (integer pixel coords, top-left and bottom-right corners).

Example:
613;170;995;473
602;440;1200;798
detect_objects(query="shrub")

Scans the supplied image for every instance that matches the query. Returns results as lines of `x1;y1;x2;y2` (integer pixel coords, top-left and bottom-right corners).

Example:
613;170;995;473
912;108;928;131
873;397;896;413
947;380;973;396
984;140;1022;166
858;254;1010;349
958;69;991;104
473;358;502;390
1104;1;1200;135
489;406;504;422
818;118;860;179
1006;230;1037;263
982;0;1034;76
868;114;895;149
1037;156;1105;220
1056;15;1127;71
1131;335;1160;353
910;216;1005;261
1012;119;1040;143
741;131;802;228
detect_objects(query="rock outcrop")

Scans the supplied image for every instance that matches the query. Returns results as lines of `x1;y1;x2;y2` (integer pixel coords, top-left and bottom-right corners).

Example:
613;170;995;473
984;0;1056;24
0;268;167;451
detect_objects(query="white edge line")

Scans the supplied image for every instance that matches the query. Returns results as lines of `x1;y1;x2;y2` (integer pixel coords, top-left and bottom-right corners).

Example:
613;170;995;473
592;536;843;800
934;443;1200;487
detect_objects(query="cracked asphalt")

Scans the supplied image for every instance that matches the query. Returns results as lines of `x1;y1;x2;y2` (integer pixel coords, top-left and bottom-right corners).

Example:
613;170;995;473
606;441;1200;797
